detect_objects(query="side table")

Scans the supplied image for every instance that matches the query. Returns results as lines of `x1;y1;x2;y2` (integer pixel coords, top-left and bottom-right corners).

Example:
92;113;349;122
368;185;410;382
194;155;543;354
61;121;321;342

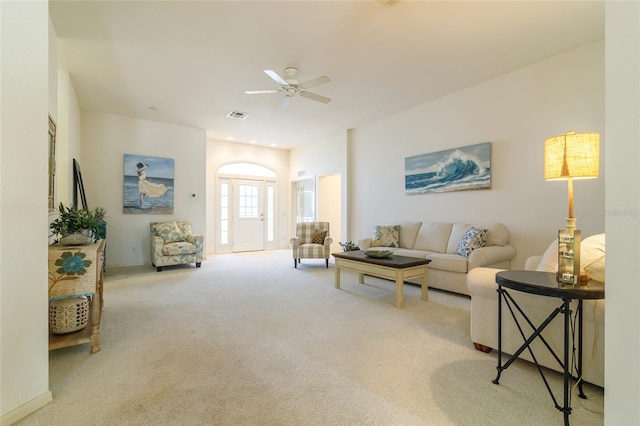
492;270;604;426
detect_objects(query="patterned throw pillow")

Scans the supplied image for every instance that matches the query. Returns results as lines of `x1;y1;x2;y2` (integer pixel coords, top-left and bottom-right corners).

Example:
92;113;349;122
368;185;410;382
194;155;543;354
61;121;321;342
155;221;185;244
371;225;400;248
311;229;327;245
175;222;192;240
457;226;488;257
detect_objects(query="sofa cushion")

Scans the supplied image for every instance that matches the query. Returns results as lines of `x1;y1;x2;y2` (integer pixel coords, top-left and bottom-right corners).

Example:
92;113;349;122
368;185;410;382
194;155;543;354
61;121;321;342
311;229;327;244
426;253;468;273
457;226;488;257
162;241;197;256
397;221;422;249
393;248;434;259
446;223;469;254
413;222;453;253
371;225;400;247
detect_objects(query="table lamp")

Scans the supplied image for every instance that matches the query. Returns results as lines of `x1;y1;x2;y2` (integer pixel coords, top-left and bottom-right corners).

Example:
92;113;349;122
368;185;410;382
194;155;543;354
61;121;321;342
545;131;599;285
544;131;600;234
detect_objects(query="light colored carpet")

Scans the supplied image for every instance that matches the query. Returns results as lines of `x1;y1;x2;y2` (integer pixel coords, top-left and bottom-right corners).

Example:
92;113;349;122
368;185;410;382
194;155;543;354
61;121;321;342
19;250;603;425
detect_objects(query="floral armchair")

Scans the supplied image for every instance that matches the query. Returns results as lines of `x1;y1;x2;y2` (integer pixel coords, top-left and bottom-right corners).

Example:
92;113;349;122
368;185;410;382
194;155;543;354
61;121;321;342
150;221;203;272
290;222;332;268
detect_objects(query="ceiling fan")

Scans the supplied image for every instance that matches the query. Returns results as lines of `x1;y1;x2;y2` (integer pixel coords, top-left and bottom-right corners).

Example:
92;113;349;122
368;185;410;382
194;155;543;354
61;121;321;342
245;67;331;107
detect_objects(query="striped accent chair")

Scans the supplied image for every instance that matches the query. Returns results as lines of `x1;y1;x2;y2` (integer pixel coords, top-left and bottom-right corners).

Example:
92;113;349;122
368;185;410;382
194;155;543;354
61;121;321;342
290;222;332;268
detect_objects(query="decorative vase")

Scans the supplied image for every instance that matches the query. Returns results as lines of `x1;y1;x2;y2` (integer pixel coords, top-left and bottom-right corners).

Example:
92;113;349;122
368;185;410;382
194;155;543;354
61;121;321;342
59;230;94;246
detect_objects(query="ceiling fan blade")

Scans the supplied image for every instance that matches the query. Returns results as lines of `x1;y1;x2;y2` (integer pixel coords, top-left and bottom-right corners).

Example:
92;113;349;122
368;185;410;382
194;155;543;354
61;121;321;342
300;91;332;104
282;95;293;108
264;70;288;86
301;75;330;89
245;90;279;95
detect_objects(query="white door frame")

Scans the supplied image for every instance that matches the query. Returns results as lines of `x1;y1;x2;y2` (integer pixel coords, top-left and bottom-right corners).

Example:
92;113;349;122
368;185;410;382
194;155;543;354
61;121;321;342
216;165;277;253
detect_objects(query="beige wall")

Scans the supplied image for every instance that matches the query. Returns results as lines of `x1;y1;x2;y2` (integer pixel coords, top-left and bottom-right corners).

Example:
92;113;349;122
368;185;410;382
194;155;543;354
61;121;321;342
319;173;342;254
604;1;640;423
347;41;605;270
0;1;53;421
289;129;349;244
80;111;207;267
55;70;82;207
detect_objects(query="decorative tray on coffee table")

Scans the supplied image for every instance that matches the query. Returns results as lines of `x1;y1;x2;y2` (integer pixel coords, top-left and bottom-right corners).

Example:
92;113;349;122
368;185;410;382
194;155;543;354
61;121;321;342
364;249;393;258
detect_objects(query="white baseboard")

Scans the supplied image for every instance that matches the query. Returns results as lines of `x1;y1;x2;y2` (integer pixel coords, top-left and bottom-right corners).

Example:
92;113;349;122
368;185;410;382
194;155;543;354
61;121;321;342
1;390;52;426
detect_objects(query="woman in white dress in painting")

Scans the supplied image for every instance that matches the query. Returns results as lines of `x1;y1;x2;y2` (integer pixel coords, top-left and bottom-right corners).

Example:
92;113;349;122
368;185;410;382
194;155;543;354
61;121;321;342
137;162;168;208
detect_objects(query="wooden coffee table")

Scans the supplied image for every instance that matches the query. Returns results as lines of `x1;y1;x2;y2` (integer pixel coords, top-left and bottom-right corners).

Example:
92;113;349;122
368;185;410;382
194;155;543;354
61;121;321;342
332;251;431;308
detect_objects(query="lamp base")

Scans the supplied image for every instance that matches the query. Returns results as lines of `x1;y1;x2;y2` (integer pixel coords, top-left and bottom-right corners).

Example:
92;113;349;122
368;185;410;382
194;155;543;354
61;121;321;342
565;217;576;236
557;228;581;286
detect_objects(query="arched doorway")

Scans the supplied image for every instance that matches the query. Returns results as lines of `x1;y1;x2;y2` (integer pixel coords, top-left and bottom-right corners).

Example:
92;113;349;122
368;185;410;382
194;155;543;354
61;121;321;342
216;163;277;253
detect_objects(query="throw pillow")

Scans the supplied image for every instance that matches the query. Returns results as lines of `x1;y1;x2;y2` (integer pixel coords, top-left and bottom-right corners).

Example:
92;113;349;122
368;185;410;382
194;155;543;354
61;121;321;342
371;225;400;247
175;222;192;240
535;234;605;281
536;239;559;272
457;226;488;257
311;229;327;245
581;233;605;282
155;221;185;244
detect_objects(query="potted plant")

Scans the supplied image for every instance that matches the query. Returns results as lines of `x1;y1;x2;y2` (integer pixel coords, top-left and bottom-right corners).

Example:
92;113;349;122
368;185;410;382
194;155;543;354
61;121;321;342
50;203;106;245
339;241;360;252
91;206;107;240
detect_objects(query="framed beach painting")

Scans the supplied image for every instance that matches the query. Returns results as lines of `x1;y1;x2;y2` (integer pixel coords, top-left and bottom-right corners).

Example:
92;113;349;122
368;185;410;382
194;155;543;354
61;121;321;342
405;142;491;194
123;154;174;214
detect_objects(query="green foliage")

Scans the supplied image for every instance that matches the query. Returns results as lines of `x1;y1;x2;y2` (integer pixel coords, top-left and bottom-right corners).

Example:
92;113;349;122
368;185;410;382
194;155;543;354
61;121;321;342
50;203;107;240
339;241;360;252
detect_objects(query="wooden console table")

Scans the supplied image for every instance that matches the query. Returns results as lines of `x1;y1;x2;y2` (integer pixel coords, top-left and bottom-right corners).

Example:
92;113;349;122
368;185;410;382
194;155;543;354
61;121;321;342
48;239;105;353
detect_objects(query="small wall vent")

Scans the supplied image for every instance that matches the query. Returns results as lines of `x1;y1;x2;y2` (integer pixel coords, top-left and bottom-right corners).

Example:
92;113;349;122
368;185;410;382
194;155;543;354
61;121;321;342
227;110;250;120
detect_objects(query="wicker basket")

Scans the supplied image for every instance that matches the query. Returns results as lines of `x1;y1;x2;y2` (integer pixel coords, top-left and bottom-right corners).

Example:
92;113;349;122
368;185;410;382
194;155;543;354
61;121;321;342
49;297;90;334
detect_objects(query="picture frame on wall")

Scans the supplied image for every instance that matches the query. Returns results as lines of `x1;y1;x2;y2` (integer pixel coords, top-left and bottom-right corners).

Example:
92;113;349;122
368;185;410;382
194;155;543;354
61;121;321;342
123;154;174;214
404;142;491;194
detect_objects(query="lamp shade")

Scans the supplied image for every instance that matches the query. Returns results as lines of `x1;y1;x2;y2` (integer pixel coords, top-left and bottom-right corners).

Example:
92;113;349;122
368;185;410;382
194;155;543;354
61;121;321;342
544;131;600;180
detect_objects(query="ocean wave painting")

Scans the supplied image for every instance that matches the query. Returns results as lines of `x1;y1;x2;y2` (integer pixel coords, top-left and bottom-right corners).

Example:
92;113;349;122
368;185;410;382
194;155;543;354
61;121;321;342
405;142;491;194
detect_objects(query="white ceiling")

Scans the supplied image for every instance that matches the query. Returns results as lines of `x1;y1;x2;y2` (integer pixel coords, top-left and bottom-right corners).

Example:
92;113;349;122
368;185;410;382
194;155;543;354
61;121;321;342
49;1;604;150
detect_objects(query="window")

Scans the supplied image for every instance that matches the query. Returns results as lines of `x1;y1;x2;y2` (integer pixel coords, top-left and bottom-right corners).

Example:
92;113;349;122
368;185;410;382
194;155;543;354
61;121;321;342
295;178;315;222
267;185;274;241
238;184;259;218
220;183;229;244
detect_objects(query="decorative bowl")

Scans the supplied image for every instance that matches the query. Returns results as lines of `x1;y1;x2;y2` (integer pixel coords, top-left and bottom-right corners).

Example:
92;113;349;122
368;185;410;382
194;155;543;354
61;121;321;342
364;249;393;258
59;232;94;246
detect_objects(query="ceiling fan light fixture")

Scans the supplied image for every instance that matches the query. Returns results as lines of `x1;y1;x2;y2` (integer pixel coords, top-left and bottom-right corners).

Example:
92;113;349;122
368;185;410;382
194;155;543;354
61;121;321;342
246;67;332;105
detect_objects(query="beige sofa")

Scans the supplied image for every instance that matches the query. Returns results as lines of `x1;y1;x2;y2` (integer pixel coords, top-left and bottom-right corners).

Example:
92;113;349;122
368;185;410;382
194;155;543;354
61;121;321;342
358;221;516;295
467;234;605;387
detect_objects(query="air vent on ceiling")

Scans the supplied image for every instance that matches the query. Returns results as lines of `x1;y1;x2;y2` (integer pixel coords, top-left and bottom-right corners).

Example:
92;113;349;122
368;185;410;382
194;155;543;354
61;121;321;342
227;110;250;120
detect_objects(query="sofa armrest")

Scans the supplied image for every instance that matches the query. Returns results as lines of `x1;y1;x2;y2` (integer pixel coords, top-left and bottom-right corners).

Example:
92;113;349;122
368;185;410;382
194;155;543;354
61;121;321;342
467;267;506;296
468;245;516;269
358;238;372;250
324;236;333;248
290;236;300;248
524;256;542;271
187;233;202;244
187;234;204;262
151;236;165;265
